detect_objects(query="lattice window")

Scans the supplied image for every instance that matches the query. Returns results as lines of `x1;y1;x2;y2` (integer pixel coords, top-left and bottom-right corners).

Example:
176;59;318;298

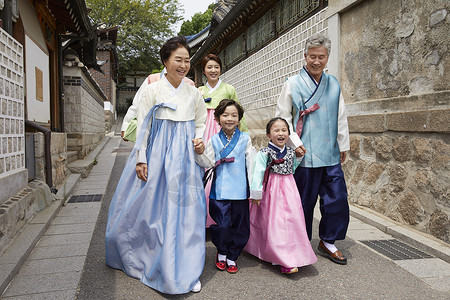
247;9;275;52
0;28;25;177
225;34;245;67
221;9;327;112
276;0;320;33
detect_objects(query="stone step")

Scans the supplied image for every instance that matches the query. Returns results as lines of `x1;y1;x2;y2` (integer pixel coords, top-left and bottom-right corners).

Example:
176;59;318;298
67;136;111;178
66;151;79;165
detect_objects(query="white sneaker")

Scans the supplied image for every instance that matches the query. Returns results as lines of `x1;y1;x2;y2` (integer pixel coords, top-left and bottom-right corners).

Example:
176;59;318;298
192;281;201;293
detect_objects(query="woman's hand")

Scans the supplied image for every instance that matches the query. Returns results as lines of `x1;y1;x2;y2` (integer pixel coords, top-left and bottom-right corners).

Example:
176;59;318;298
136;163;148;181
192;138;205;154
295;145;307;157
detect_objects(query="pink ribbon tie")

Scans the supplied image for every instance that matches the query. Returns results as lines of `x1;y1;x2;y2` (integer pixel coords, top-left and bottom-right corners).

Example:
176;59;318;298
296;103;320;137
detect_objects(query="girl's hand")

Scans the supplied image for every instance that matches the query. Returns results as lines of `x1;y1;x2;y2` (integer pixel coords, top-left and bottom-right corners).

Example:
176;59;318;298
192;138;205;154
251;199;261;206
295;145;307;157
136;163;148;181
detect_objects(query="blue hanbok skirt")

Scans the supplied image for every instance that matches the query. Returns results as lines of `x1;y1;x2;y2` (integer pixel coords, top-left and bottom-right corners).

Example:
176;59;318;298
105;117;206;294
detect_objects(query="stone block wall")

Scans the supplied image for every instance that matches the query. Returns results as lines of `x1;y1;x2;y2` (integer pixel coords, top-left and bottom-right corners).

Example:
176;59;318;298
116;88;138;115
0;180;52;254
219;0;450;243
0;27;27;206
33;132;68;188
63;66;106;158
336;0;450;242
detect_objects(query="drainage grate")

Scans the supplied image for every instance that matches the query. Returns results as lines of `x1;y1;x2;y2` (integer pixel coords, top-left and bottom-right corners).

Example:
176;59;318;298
361;239;433;260
68;194;103;203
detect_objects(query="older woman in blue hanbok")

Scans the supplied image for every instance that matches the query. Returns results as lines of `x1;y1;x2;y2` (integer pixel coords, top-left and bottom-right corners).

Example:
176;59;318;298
105;36;207;294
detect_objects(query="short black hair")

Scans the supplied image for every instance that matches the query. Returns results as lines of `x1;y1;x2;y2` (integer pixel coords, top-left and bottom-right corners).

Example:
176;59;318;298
214;99;244;121
160;36;190;66
266;117;290;134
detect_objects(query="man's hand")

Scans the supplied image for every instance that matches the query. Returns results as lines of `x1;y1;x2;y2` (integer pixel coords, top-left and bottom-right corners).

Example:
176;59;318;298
340;151;347;163
193;138;205;154
136;163;148;181
295;145;307;157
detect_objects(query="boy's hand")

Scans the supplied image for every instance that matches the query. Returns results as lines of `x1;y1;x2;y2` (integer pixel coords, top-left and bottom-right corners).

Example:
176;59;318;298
295;145;307;157
193;138;205;154
136;163;148;181
250;199;261;206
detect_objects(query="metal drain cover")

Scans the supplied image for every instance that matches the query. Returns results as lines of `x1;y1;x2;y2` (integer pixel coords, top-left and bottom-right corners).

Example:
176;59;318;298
68;194;103;203
361;239;433;260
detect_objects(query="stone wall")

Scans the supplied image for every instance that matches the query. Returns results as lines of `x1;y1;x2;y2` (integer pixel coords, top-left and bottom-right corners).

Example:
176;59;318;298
0;180;52;254
336;0;449;242
0;27;27;206
117;88;138;115
63;66;106;158
219;0;450;243
33;132;68;188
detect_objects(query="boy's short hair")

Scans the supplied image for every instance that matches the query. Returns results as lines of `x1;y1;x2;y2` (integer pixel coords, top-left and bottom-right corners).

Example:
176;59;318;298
214;99;244;121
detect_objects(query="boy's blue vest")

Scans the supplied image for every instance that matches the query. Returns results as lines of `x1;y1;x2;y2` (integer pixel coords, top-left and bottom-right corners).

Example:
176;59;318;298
210;129;249;200
289;67;341;168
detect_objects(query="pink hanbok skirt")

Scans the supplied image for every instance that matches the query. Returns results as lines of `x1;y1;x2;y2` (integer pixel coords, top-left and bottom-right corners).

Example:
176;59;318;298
245;173;317;268
204;109;221;227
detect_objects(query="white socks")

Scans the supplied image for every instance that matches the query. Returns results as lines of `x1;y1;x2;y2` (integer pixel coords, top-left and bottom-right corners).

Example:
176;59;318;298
323;241;338;253
218;253;226;261
226;258;236;266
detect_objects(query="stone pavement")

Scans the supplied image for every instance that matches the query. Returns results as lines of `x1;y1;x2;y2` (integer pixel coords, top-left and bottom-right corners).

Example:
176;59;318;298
1;131;449;299
0;132;121;299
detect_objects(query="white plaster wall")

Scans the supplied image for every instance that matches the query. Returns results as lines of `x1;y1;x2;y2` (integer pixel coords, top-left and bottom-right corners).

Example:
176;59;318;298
25;35;50;124
104;101;113;112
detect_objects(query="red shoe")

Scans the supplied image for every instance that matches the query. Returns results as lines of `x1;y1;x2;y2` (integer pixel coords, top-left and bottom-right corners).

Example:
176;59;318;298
215;252;226;271
226;262;238;273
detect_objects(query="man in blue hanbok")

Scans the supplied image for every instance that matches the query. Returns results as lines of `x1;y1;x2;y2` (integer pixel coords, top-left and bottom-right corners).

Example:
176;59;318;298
275;34;350;265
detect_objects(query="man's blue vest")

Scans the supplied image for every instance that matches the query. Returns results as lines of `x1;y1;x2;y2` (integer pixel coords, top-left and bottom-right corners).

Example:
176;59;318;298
289;67;341;168
210;129;249;200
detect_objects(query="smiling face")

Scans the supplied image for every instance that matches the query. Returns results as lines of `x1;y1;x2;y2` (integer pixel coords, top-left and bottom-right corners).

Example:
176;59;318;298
304;46;329;82
267;120;290;148
217;105;240;137
204;59;221;85
163;46;190;87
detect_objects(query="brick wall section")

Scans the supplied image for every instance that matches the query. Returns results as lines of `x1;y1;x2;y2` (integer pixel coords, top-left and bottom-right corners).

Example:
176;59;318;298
90;51;113;103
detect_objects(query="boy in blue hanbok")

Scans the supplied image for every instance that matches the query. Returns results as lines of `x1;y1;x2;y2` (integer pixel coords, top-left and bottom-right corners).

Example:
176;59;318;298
196;99;254;273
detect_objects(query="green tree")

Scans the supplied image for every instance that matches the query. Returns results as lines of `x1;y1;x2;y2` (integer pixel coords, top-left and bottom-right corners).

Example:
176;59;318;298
178;3;215;36
86;0;182;78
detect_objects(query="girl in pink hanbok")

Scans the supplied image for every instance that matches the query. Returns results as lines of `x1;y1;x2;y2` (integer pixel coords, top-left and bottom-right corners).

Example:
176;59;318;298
245;117;317;274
